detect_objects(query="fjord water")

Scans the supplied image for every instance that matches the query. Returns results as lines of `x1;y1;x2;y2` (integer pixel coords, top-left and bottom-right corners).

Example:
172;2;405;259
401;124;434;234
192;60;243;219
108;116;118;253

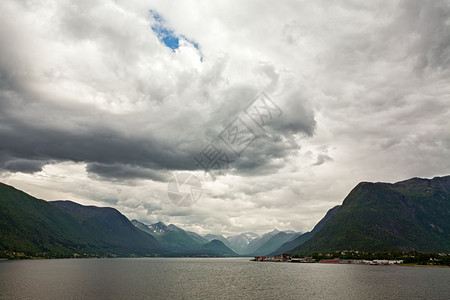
1;258;449;300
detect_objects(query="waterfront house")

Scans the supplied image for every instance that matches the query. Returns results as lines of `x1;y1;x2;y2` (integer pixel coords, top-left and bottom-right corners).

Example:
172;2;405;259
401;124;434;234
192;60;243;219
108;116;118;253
281;254;292;261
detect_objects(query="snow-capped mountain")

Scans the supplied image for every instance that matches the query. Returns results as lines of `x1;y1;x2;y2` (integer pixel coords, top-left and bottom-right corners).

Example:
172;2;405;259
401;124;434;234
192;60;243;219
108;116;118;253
227;232;260;254
132;220;301;256
131;220;182;235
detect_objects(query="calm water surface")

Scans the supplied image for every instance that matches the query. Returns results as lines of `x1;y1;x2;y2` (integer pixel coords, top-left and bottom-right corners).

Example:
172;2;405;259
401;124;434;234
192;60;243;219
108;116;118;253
1;258;449;299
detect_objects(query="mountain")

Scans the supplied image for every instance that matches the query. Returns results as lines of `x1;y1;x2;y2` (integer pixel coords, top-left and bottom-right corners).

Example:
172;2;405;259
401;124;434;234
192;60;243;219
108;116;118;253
203;234;233;249
147;221;172;234
0;183;162;257
132;220;206;252
132;220;238;257
226;230;303;255
270;205;340;255
132;219;162;235
291;176;450;254
248;231;301;256
240;229;282;255
133;220;181;236
196;240;237;256
50;201;162;254
185;230;210;243
227;232;259;254
132;220;208;244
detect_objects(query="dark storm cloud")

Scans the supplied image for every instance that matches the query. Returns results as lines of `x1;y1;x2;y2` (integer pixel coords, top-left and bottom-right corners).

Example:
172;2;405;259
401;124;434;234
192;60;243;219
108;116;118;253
0;82;315;181
0;92;193;180
271;93;316;136
189;87;316;177
0;113;195;180
2;158;49;173
0;0;321;182
86;163;170;181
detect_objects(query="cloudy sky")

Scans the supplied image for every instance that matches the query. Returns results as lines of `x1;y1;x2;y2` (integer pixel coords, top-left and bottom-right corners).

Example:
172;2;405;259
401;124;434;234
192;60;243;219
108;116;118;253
1;0;449;236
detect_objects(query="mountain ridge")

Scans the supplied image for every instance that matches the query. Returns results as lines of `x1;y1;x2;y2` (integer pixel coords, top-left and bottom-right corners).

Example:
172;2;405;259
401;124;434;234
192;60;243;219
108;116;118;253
2;175;448;258
269;205;340;256
290;175;450;254
0;183;162;257
131;220;237;256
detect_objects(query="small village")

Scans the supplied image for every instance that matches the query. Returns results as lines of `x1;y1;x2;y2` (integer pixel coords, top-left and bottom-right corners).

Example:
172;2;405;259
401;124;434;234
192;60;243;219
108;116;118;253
251;254;404;265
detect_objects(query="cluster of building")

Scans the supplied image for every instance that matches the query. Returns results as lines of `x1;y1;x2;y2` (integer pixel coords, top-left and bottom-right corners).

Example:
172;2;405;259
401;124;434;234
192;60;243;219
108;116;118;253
337;259;404;265
252;255;403;265
252;254;293;262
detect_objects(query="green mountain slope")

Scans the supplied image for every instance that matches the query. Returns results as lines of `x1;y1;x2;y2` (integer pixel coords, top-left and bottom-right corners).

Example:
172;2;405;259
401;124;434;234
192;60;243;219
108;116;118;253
196;239;237;256
51;201;162;255
0;183;162;257
132;220;238;256
249;231;300;256
240;230;281;255
203;234;234;249
291;176;450;254
269;205;340;255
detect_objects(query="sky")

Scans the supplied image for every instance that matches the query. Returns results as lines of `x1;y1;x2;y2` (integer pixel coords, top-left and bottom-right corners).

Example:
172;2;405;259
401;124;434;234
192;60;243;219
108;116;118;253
1;0;449;236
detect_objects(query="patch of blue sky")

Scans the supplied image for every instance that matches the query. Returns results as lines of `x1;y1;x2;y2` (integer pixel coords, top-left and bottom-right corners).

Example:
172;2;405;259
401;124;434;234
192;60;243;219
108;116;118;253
149;10;202;60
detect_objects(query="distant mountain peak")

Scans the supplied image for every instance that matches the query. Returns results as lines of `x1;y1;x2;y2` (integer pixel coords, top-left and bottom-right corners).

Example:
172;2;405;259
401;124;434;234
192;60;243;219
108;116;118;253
167;224;182;232
130;220;173;235
148;222;168;234
267;229;280;235
131;219;237;256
